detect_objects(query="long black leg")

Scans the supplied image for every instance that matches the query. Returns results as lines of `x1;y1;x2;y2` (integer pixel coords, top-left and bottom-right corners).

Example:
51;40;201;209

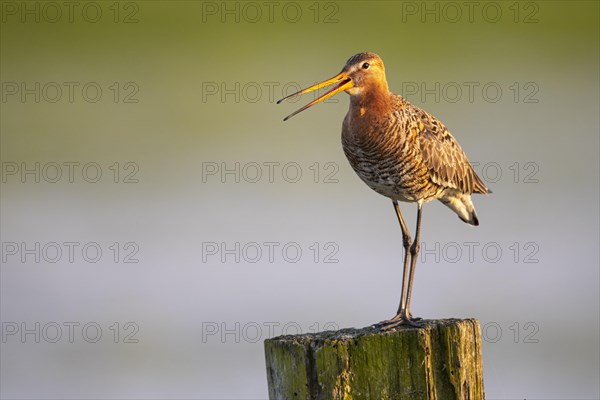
378;201;422;329
404;202;423;319
392;200;411;318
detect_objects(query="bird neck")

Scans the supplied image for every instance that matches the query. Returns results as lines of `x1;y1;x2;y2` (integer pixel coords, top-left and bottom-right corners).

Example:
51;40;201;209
350;84;392;118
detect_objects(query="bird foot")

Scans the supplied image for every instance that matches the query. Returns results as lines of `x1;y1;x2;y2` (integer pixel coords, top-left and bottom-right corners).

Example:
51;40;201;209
374;314;423;330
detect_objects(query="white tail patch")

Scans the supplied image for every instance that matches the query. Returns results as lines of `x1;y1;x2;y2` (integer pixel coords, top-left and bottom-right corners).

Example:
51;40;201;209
439;192;479;226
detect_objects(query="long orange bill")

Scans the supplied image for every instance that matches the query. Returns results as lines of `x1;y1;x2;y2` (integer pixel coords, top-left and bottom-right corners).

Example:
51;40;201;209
277;72;353;121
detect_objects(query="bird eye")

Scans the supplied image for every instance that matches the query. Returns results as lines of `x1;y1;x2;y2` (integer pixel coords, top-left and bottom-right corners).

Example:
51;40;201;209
362;62;370;69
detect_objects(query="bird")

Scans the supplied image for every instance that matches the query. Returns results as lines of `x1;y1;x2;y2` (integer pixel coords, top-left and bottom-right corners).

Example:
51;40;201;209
277;52;490;329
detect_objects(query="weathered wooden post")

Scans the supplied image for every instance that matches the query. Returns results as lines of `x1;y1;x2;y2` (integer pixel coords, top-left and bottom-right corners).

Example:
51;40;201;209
264;318;484;399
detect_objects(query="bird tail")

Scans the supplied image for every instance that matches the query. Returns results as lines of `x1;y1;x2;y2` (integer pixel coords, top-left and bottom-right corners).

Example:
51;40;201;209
473;172;492;195
439;192;480;226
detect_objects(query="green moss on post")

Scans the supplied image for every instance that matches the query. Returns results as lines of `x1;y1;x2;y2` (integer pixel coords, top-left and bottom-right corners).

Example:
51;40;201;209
264;319;484;400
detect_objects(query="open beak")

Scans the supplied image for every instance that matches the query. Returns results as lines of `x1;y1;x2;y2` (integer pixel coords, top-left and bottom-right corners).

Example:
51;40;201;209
277;71;353;121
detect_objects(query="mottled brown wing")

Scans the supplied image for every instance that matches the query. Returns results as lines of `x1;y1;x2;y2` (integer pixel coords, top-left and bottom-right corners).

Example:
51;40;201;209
413;107;489;194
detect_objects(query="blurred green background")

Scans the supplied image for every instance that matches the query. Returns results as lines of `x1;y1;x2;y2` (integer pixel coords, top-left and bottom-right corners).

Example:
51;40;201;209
1;1;598;398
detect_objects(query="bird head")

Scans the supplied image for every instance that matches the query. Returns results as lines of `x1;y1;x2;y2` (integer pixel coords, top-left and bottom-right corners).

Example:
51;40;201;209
278;52;389;121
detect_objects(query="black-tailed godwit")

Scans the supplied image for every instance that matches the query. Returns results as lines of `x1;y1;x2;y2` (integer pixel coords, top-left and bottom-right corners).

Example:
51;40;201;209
278;52;491;328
